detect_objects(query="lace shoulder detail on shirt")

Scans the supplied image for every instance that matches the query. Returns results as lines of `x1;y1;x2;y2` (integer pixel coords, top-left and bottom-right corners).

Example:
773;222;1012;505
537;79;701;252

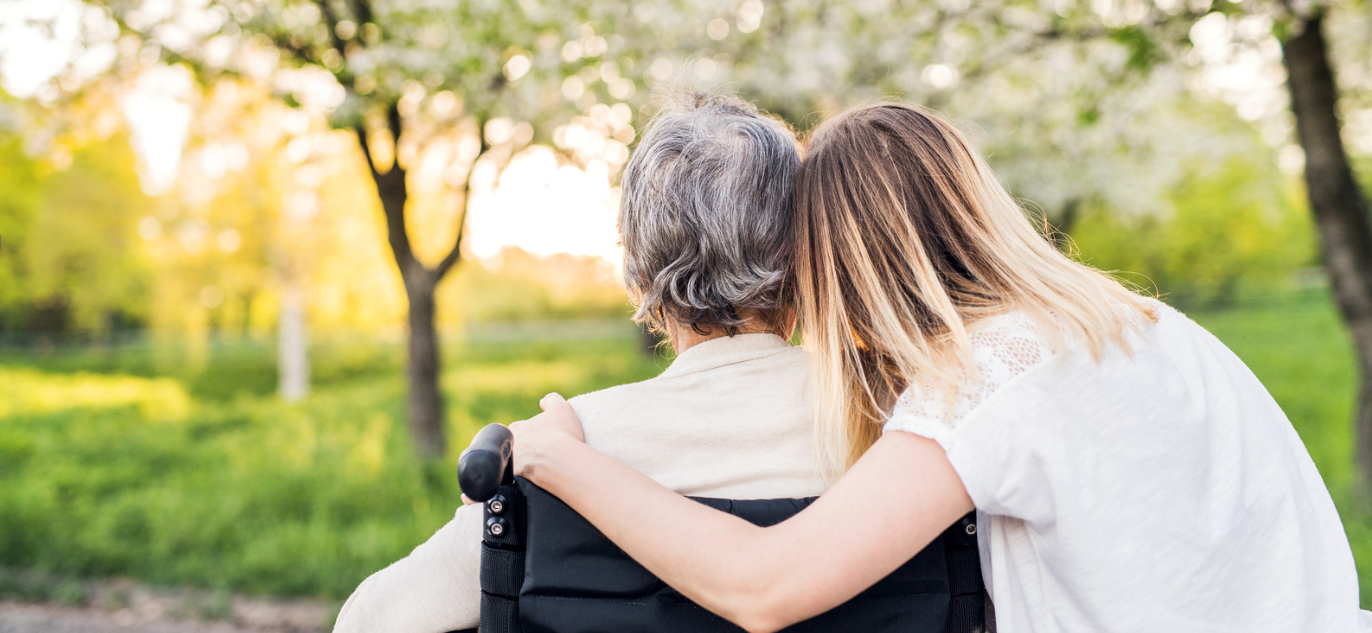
885;311;1054;441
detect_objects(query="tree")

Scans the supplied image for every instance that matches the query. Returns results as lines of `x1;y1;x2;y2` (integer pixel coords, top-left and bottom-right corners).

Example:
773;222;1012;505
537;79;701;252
1281;10;1372;486
0;102;45;336
621;0;1236;229
69;0;1372;474
892;0;1372;490
84;0;617;458
1037;0;1372;493
249;0;558;456
0;95;151;339
912;0;1372;490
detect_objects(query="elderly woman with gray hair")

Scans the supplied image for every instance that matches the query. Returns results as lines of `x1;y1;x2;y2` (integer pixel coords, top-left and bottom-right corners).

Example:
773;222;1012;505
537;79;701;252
331;92;826;633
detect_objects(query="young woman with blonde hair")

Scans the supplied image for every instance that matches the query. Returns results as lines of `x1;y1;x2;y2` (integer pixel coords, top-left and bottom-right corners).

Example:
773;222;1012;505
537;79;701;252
510;103;1368;632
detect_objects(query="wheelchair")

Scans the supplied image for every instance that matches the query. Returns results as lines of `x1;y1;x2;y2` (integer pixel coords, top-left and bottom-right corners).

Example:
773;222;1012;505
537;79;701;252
453;423;988;633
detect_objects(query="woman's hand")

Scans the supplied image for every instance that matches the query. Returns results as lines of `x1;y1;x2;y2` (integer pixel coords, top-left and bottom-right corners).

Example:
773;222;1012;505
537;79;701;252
510;392;586;482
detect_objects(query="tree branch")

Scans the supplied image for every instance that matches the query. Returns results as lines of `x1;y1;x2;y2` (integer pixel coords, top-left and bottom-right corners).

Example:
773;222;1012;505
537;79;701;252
348;0;375;27
354;123;381;180
433;208;467;279
355;100;419;279
386;101;404;147
268;31;323;66
434;131;491;280
352;102;403;176
313;0;350;55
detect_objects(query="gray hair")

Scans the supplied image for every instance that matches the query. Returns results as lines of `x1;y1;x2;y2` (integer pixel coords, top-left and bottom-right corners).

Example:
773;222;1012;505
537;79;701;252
619;91;800;335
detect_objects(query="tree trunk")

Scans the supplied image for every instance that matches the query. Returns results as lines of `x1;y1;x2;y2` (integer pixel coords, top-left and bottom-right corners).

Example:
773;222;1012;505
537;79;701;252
1282;14;1372;492
285;6;465;460
358;109;459;461
278;280;310;402
373;166;450;460
405;274;447;459
240;291;256;340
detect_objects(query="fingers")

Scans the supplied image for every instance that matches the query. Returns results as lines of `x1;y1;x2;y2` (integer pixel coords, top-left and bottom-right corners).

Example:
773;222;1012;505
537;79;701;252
539;392;567;412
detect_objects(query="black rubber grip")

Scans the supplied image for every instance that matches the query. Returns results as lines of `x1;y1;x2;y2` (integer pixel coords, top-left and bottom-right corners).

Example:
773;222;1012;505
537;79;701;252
458;423;514;502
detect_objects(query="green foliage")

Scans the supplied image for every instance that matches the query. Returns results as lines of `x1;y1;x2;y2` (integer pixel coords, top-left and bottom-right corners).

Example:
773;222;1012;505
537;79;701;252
24;133;152;331
1069;155;1316;308
0;130;151;334
0;135;44;320
1108;25;1163;72
0;334;659;598
449;248;631;324
90;0;623;140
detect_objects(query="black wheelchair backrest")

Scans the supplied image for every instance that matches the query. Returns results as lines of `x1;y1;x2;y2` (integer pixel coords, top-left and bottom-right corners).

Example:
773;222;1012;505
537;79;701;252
457;423;987;633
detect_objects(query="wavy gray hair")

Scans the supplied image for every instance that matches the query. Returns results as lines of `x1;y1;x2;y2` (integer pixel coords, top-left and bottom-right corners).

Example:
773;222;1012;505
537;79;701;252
619;91;800;335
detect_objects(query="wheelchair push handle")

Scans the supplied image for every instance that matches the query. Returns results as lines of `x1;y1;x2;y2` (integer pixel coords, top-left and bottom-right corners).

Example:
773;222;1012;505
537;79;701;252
458;423;514;503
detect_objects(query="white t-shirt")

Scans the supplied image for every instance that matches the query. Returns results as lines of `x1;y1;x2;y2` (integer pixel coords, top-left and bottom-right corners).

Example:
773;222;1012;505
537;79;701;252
885;300;1370;632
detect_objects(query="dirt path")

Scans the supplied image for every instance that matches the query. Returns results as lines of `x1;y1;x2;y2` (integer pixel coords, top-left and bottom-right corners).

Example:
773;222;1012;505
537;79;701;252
0;602;259;632
0;579;332;633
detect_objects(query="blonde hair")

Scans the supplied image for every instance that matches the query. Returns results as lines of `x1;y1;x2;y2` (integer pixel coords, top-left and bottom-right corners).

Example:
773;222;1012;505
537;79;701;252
794;103;1155;479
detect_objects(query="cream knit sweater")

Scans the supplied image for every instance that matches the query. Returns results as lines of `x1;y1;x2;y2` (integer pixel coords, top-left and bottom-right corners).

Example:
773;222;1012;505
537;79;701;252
333;333;826;633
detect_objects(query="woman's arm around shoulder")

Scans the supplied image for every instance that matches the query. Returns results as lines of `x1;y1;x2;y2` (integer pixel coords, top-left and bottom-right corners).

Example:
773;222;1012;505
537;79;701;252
512;394;973;633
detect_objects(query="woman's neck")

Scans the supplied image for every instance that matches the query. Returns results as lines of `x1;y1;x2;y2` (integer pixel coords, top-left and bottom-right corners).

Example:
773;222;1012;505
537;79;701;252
665;313;790;354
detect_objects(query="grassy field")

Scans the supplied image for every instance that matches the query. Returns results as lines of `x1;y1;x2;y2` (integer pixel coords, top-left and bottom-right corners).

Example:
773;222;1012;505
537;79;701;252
0;333;662;600
0;295;1370;605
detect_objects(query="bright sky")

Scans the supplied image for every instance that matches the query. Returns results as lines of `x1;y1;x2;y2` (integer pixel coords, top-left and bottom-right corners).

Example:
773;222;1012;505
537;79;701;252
467;149;622;264
0;0;86;101
0;0;623;266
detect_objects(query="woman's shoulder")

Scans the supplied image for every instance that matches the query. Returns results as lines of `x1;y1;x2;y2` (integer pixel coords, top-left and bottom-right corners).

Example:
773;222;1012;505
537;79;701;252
885;298;1173;440
966;310;1056;380
886;309;1056;439
970;298;1177;382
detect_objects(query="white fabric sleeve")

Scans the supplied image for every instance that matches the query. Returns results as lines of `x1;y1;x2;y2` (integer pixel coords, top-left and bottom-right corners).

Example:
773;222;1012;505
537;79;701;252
332;502;483;633
891;381;1057;522
884;389;957;445
885;391;1005;516
882;311;1056;518
885;386;1012;519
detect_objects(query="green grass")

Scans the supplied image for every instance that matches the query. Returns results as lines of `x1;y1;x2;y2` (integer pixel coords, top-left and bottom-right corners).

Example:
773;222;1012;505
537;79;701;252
1;298;1370;605
1191;297;1358;490
0;335;662;599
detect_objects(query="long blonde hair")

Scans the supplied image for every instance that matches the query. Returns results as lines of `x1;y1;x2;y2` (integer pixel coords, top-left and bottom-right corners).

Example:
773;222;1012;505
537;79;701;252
794;103;1155;479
